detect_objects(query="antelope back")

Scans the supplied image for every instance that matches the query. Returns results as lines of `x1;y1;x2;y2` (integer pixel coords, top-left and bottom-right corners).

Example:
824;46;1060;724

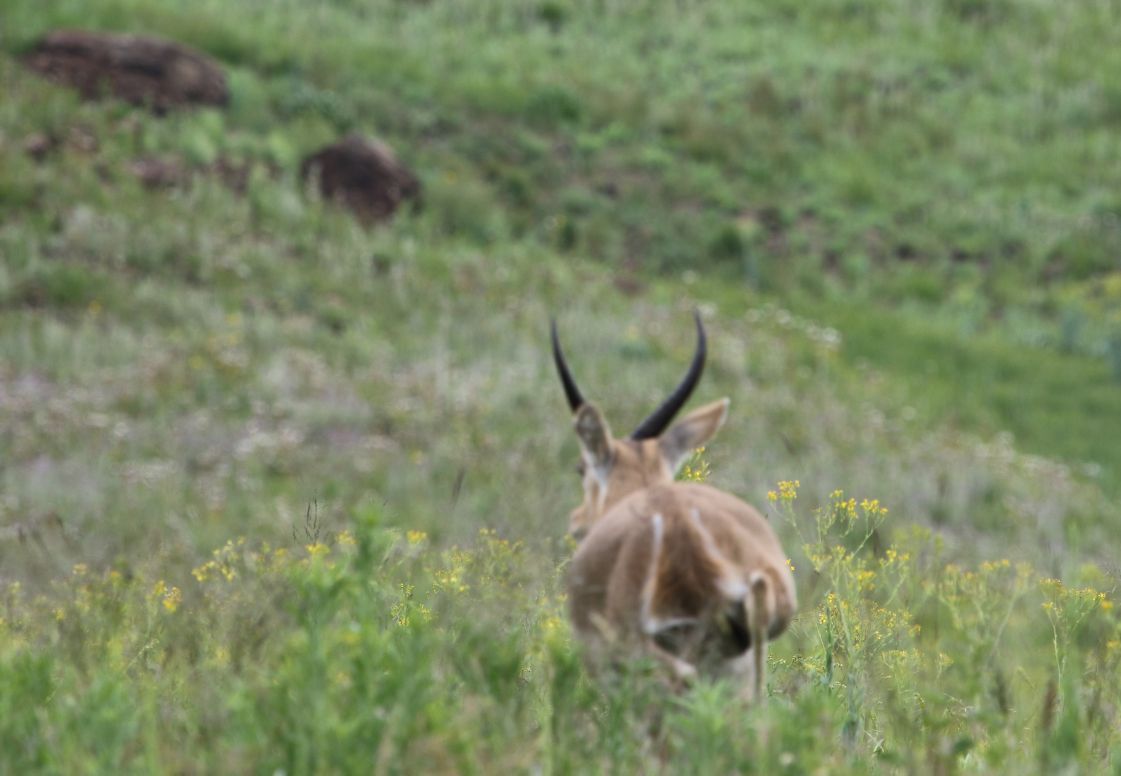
568;483;796;654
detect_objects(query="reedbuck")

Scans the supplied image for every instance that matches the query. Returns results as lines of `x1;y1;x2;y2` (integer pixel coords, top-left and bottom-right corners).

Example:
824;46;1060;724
552;313;796;700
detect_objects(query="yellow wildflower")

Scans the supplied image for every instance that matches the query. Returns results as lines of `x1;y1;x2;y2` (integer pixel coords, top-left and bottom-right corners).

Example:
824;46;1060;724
680;448;710;483
860;498;888;517
162;586;182;613
857;569;876;590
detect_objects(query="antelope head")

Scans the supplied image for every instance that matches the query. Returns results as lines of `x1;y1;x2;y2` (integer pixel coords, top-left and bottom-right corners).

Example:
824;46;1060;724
551;312;729;541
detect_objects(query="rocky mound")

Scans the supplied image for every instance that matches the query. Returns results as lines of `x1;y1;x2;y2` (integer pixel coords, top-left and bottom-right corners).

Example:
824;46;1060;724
23;30;228;112
300;134;422;224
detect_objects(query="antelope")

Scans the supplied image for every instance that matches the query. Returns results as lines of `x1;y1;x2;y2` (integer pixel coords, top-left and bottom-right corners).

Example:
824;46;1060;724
552;313;796;701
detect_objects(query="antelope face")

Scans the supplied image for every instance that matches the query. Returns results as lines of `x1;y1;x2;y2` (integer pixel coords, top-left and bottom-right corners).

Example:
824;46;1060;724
553;313;729;541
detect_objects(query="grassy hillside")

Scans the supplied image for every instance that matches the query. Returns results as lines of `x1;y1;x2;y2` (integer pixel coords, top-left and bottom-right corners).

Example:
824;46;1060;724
2;0;1121;771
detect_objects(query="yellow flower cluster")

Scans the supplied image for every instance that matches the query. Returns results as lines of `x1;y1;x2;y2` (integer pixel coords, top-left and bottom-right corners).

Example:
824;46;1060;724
883;548;911;565
1040;577;1114;613
768;479;800;503
390;583;432;627
680;447;711;483
434;549;471;594
856;569;876;591
192;539;246;583
859;498;888;518
152;580;182;613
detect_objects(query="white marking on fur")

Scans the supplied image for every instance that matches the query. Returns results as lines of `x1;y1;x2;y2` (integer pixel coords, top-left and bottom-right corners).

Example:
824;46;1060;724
582;457;609;518
670;657;698;683
687;509;747;599
584;461;610;514
640;514;664;635
595;479;608;513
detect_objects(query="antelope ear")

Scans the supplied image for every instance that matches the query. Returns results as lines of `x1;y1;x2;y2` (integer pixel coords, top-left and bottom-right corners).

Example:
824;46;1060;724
574;403;614;471
659;398;730;475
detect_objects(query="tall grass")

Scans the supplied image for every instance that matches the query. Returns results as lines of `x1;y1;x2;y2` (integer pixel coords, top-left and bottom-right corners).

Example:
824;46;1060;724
4;492;1118;772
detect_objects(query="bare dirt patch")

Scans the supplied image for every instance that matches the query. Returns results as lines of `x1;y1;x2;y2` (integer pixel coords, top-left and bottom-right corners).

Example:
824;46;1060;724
23;29;228;112
22;126;99;162
128;155;257;193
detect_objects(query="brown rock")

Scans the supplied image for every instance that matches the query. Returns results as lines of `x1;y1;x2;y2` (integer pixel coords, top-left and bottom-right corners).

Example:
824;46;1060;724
23;29;228;112
300;134;421;224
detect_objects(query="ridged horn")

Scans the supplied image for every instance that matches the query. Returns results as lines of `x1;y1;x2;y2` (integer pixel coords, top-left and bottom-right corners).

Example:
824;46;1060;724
630;311;707;440
551;319;585;413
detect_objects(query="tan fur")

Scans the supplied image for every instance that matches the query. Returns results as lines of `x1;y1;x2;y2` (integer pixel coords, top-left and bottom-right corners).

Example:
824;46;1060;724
565;402;797;702
746;572;772;702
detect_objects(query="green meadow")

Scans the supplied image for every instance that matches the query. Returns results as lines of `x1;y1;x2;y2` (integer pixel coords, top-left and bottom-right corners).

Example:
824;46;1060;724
2;0;1120;771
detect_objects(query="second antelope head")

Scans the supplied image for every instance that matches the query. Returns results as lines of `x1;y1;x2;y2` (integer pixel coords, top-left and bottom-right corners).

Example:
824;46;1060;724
552;312;796;700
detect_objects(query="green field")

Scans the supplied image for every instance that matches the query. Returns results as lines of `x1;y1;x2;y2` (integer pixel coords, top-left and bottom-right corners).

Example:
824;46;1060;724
2;0;1121;771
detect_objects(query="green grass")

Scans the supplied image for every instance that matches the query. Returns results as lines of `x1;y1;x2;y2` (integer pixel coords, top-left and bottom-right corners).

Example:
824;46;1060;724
3;493;1118;772
805;299;1121;488
5;0;1121;323
2;0;1121;771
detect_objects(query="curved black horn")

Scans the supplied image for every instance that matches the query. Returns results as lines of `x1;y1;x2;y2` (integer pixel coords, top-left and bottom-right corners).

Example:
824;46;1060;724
630;311;707;439
551;319;585;412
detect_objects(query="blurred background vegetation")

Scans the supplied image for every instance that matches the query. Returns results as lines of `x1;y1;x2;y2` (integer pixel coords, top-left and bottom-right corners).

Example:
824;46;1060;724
2;0;1120;771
